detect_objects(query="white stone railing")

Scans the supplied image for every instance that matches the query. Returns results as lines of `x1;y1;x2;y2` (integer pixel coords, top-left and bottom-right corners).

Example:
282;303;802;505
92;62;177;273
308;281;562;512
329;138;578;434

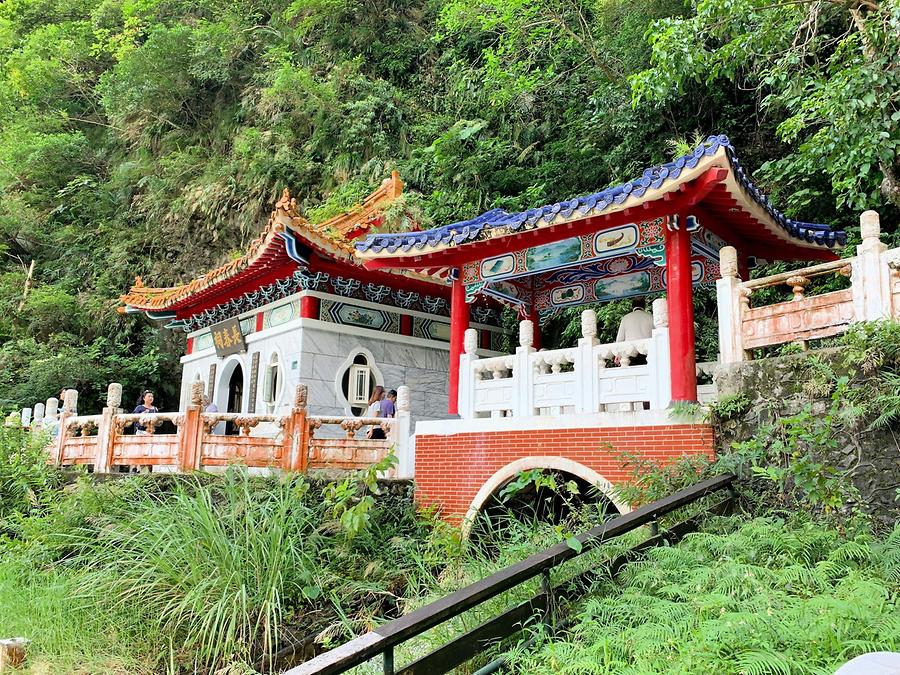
458;300;673;418
717;210;899;362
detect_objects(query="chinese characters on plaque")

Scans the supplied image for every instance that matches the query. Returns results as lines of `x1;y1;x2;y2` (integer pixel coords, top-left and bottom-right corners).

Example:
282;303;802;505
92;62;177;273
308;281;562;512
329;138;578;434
211;318;247;357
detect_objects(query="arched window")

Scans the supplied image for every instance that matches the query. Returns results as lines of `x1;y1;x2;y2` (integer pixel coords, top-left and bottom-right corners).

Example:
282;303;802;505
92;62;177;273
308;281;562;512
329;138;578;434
262;352;282;412
342;353;374;416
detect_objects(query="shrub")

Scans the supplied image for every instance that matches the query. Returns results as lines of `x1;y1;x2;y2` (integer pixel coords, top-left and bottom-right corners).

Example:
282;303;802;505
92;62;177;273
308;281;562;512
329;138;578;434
0;425;61;527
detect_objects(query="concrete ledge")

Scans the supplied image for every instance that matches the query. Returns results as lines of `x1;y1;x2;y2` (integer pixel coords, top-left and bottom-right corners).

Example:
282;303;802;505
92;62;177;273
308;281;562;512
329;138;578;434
414;409;704;436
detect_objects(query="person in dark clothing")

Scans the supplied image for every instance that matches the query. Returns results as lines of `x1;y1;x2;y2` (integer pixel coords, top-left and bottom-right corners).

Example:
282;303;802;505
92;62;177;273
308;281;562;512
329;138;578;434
132;390;158;434
381;389;397;418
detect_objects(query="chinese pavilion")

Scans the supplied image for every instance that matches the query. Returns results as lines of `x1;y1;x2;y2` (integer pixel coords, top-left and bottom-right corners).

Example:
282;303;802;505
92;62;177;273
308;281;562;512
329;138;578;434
355;136;845;413
119;173;504;424
350;136;846;522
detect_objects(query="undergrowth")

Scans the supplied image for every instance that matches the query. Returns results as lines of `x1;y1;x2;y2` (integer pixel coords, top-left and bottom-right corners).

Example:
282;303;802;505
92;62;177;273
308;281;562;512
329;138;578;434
509;515;900;674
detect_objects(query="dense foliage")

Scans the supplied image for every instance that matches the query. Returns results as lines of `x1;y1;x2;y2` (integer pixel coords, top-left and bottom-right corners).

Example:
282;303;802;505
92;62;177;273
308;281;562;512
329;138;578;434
510;516;900;674
1;0;898;408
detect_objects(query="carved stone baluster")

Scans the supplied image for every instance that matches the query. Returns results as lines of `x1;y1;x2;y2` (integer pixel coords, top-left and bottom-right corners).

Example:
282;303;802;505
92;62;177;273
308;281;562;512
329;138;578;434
142;416;158;435
786;275;810;301
340;419;362;438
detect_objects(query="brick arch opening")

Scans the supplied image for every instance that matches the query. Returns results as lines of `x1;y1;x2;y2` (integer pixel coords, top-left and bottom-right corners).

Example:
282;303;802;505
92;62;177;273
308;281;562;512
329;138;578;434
461;456;631;538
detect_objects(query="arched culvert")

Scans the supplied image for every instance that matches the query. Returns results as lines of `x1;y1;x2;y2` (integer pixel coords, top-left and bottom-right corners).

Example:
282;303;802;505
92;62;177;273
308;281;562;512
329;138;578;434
461;456;630;541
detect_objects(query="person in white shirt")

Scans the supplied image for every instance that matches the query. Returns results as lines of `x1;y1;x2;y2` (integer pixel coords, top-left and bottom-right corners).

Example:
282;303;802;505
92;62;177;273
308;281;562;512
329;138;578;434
365;385;386;439
617;298;653;342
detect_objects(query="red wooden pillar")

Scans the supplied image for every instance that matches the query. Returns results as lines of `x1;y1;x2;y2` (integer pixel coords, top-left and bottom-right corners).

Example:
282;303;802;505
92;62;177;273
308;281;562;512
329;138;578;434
400;314;413;336
665;217;698;402
448;276;469;415
300;294;320;320
737;254;750;282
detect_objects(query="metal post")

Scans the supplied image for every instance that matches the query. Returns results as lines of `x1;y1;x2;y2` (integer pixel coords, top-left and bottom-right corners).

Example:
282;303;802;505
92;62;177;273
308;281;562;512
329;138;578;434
383;646;394;675
649;519;659;537
541;569;553;628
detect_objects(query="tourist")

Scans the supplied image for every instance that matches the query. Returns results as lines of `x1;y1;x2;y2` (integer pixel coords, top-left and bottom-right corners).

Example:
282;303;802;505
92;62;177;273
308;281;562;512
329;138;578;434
382;389;397;419
132;390;158;435
616;297;653;342
615;298;653;366
365;385;386;439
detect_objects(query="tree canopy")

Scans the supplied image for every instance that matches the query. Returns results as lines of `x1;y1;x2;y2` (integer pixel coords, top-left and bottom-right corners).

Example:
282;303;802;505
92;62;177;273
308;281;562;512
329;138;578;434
0;0;897;410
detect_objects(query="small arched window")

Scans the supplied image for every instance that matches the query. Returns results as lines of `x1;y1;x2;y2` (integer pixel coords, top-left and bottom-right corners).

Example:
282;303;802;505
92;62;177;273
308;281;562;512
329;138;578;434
262;353;282;411
342;353;374;416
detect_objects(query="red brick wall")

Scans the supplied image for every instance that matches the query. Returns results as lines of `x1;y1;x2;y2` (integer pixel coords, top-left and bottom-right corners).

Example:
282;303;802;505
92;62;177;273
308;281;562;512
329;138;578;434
415;424;715;520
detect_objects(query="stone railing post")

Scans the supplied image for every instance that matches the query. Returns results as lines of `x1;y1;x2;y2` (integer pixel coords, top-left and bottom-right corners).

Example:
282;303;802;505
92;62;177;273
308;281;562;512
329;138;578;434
54;389;78;466
852;210;891;322
649;298;672;409
457;329;479;418
392;385;413;478
32;402;45;432
576;309;599;414
283;384;309;472
44;397;58;436
716;246;747;364
21;408;32;428
178;376;205;473
94;383;123;473
513;320;535;417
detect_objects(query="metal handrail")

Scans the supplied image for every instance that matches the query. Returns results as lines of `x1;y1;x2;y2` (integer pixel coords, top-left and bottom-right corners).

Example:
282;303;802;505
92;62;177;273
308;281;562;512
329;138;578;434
288;473;736;675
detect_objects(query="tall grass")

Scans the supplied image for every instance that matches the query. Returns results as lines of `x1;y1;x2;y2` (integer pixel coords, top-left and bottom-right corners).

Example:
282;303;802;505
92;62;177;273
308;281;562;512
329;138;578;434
0;558;158;673
67;471;330;670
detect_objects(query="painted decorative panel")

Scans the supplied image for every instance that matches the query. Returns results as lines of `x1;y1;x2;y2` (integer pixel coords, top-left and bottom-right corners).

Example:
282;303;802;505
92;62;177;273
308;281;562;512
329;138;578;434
320;299;401;334
465;222;654;285
264;301;296;329
412;318;452;342
535;255;720;321
195;332;214;351
692;226;727;261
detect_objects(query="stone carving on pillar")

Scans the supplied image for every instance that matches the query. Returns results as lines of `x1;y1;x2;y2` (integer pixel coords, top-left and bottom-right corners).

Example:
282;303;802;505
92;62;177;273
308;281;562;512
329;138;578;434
720;246;739;279
464;328;478;355
190;375;204;407
652;298;668;328
295;383;308;410
519;320;534;348
397;385;410;412
580;309;597;340
107;382;122;410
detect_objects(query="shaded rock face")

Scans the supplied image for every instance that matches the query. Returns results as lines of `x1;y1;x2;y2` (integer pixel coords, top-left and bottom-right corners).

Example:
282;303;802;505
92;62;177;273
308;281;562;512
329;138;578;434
715;349;900;528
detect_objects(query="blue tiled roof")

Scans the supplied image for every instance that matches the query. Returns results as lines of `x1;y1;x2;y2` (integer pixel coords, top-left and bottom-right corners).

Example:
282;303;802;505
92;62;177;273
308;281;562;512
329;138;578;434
356;135;846;255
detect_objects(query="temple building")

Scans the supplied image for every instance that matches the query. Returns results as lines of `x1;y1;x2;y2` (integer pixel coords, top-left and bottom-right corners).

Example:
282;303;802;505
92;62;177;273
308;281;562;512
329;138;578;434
115;135;851;523
119;174;505;427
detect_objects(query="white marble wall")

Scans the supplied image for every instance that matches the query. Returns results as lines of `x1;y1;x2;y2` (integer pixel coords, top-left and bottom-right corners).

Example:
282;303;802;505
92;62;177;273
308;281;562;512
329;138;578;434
298;325;452;426
180;319;453;428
